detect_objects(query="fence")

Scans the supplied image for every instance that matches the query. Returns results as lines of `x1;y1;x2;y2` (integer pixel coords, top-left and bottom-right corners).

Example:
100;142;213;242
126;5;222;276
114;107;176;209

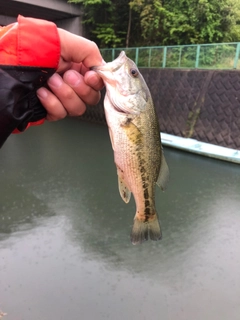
101;43;240;69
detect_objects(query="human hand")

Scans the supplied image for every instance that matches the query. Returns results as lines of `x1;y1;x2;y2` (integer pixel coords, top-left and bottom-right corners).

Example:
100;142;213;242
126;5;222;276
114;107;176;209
37;28;104;121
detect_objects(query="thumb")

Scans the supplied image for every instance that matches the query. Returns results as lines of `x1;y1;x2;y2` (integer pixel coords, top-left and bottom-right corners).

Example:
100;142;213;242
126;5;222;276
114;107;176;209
58;28;103;69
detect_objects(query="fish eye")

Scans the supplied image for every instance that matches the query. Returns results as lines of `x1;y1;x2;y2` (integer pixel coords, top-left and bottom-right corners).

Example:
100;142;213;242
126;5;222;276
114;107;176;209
130;68;138;77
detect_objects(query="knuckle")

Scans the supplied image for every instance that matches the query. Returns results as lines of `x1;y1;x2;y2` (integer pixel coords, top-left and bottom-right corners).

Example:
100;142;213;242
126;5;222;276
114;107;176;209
90;41;99;52
86;91;101;106
61;86;75;100
68;104;86;117
46;113;65;121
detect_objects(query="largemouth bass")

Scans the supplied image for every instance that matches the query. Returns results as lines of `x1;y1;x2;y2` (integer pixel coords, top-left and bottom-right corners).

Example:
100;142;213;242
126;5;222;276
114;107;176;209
92;51;169;244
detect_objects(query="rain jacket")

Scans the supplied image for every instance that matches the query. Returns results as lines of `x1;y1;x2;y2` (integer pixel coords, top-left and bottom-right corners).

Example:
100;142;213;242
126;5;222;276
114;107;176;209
0;15;60;147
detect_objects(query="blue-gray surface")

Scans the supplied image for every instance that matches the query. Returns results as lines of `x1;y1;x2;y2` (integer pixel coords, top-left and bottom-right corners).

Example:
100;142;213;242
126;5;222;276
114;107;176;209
0;118;240;320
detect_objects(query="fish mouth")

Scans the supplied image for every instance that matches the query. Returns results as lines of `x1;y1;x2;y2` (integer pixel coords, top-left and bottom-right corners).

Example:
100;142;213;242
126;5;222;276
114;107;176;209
91;51;127;75
91;51;134;115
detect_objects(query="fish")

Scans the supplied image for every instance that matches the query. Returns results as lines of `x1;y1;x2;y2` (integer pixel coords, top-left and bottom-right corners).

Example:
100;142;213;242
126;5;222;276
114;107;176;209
92;51;169;244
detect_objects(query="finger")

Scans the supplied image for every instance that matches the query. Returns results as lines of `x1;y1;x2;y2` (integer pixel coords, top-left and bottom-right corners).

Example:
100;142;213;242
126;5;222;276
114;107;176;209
58;28;104;68
36;87;67;121
47;73;87;116
84;70;105;91
63;70;101;105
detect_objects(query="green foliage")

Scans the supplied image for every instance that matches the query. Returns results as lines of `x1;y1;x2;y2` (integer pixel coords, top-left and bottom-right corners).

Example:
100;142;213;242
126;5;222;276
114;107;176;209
68;0;240;47
101;42;238;69
198;44;237;68
92;24;124;47
68;0;133;47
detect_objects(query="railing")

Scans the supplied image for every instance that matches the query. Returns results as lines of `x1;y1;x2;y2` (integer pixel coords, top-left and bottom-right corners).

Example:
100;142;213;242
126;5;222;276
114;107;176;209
101;43;240;69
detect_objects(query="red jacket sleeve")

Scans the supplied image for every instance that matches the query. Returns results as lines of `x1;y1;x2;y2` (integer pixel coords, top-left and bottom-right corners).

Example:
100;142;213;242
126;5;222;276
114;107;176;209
0;15;61;147
0;15;60;67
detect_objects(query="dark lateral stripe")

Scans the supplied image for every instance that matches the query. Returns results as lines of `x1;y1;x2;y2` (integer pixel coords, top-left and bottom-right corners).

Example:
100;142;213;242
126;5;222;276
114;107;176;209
144;188;149;199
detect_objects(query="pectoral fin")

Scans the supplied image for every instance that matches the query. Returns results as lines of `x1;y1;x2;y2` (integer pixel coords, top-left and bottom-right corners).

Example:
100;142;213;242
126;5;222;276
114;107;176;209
108;127;115;150
156;153;169;191
116;166;131;203
122;120;142;144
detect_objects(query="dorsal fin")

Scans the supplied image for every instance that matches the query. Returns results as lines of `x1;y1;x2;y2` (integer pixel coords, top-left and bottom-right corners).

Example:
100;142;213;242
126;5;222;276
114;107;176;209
156;153;169;191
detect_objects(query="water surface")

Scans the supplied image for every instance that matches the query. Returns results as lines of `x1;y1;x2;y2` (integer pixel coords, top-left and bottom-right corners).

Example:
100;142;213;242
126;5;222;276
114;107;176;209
0;118;240;320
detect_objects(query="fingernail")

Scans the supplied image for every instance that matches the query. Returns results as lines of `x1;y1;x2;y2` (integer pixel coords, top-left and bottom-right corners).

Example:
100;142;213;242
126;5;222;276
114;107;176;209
64;70;81;86
37;87;48;99
48;73;63;88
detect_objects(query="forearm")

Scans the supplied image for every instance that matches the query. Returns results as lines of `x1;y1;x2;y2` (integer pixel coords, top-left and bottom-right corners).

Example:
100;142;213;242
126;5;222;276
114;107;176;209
0;15;60;147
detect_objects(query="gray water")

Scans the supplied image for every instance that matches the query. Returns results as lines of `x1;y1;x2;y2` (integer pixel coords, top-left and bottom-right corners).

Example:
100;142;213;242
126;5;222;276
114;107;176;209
0;118;239;320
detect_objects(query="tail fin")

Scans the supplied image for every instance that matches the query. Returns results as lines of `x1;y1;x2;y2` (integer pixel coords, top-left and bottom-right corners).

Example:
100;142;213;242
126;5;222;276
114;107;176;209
130;215;162;245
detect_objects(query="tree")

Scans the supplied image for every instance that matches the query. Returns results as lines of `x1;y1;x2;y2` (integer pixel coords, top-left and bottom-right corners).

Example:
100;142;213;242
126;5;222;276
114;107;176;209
68;0;240;47
130;0;240;45
68;0;138;47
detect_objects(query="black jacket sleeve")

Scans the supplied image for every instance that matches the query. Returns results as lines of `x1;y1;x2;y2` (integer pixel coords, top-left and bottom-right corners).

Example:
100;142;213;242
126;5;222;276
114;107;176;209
0;66;55;148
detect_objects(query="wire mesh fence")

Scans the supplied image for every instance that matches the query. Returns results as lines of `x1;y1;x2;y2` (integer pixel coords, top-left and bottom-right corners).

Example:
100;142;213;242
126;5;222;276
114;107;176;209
101;43;240;69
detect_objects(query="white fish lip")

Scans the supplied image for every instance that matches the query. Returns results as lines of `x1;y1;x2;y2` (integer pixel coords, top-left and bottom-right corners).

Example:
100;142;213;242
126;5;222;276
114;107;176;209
91;51;127;76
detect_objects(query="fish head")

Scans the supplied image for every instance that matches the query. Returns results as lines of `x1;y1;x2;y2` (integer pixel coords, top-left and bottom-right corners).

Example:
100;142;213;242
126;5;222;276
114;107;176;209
92;51;150;115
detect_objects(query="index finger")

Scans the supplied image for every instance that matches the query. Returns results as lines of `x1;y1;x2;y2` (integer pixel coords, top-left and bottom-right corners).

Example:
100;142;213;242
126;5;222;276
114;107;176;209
58;28;103;68
84;70;105;91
